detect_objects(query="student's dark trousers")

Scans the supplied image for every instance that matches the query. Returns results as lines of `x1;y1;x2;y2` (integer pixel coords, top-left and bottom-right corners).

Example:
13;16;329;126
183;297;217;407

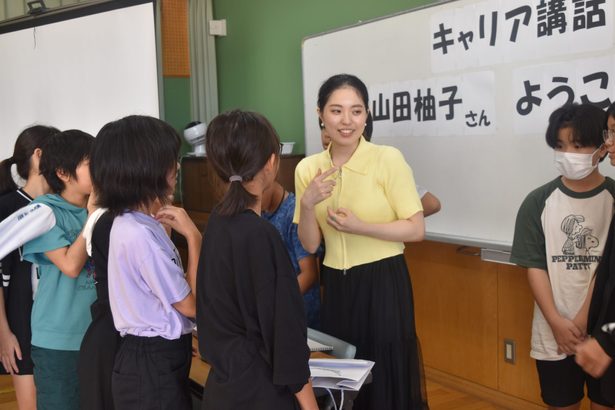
112;333;192;410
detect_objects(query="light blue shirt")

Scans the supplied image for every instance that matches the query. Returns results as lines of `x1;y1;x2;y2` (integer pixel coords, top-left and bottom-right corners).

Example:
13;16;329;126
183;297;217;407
108;211;193;340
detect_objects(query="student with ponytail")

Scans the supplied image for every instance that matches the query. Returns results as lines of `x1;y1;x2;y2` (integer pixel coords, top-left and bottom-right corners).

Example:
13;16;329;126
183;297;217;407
0;156;18;196
196;110;317;410
0;125;58;410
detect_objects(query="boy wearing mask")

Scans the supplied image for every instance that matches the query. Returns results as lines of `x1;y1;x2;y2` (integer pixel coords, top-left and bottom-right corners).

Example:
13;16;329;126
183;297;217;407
511;103;614;409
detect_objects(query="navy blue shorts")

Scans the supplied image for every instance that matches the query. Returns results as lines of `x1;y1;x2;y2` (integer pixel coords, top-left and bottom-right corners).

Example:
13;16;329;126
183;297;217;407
112;333;192;409
31;346;80;410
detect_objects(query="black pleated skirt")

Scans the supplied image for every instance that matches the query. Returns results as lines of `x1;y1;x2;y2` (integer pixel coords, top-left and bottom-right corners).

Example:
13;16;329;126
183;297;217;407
320;254;428;410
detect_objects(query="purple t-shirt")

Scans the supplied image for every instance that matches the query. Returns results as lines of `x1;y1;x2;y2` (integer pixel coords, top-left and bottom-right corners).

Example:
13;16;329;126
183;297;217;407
108;211;193;340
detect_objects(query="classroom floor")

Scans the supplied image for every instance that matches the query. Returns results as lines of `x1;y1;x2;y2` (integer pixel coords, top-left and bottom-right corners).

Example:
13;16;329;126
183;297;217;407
0;375;16;410
0;375;507;410
425;381;507;410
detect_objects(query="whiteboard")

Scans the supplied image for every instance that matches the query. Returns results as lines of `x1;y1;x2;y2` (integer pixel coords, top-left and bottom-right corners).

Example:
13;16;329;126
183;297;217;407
0;0;159;162
302;0;615;251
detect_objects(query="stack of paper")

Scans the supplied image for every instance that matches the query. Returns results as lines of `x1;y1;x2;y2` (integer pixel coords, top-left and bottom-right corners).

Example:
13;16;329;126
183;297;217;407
307;338;333;352
309;358;374;391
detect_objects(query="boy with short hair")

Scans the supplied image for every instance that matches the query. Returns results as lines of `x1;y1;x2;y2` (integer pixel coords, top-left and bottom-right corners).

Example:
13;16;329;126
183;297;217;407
511;103;615;409
22;130;96;410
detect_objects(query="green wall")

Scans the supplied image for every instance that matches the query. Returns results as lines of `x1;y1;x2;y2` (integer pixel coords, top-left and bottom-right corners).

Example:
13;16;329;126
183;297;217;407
163;77;191;133
163;76;192;154
212;0;435;154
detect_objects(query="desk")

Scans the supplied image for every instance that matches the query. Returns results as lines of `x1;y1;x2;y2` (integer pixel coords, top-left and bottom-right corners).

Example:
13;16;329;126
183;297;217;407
189;336;209;387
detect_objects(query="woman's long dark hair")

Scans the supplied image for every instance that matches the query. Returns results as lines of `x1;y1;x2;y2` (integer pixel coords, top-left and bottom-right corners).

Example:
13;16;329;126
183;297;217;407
205;110;280;216
0;125;59;196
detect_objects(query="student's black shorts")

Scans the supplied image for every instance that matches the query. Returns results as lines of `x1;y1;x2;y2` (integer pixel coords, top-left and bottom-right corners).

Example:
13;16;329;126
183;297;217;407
112;333;192;409
0;265;35;375
536;356;612;407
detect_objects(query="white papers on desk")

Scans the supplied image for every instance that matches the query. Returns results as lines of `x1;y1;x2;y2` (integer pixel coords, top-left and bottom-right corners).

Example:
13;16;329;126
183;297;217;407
309;358;374;391
307;338;333;352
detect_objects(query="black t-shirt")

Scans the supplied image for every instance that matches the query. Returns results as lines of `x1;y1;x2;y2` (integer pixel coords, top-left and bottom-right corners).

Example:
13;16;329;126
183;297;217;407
588;217;615;403
91;211;114;304
197;210;309;410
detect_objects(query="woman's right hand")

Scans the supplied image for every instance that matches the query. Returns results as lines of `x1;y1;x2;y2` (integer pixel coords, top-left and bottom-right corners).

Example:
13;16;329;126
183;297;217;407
550;316;585;355
300;167;338;210
0;329;21;374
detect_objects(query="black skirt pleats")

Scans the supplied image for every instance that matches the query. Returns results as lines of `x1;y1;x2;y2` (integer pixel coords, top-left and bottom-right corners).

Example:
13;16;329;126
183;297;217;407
320;254;428;410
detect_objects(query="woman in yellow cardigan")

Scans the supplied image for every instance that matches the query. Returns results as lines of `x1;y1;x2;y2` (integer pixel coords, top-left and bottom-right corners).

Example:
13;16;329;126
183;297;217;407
294;74;427;410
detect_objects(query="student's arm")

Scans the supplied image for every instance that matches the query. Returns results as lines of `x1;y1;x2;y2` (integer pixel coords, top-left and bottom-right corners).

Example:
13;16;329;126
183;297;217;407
297;255;318;295
0;203;55;260
576;287;615;377
326;207;425;243
0;291;21;374
528;267;584;354
45;233;88;278
172;293;196;318
294;380;318;410
250;226;314;403
156;205;202;318
421;192;441;217
297;167;337;253
43;194;98;278
572;275;595;335
297;205;323;254
575;337;612;378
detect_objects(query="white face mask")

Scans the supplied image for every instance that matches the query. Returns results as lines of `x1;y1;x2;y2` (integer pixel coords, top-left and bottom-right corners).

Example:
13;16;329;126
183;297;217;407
554;147;600;180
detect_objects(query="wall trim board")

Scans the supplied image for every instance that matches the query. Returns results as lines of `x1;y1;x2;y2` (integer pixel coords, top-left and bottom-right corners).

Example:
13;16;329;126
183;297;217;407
426;232;511;252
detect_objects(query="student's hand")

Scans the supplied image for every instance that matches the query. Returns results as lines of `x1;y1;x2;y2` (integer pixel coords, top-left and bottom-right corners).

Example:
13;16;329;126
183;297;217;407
571;310;588;339
575;338;612;378
301;167;337;210
0;330;21;374
155;205;201;240
326;207;362;234
192;344;198;358
551;316;584;355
